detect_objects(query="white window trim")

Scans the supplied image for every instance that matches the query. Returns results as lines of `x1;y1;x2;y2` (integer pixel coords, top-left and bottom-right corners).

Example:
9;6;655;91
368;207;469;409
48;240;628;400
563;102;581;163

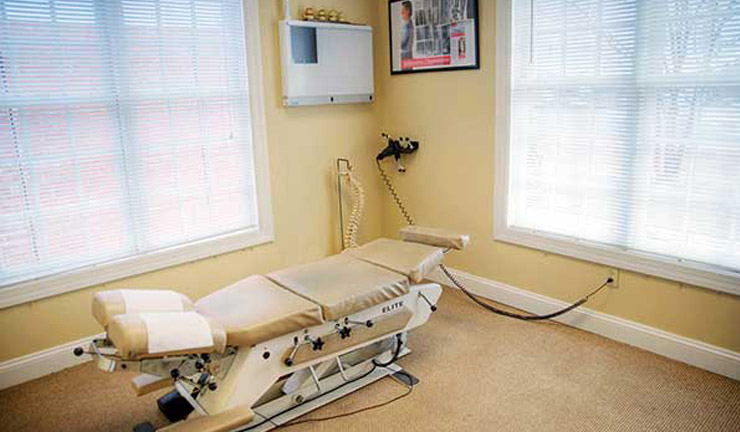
492;0;740;296
0;0;274;310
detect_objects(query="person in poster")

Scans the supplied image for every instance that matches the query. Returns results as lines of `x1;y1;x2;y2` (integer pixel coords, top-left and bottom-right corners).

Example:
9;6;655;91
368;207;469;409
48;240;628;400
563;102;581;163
390;0;478;73
400;1;414;61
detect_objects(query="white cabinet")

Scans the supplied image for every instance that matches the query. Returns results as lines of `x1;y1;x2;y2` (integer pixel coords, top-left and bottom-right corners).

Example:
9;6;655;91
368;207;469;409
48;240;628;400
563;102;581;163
279;20;374;107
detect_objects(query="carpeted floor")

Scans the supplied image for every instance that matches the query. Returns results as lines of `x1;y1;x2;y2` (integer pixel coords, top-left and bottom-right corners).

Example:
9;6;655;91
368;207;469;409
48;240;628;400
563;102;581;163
1;288;739;432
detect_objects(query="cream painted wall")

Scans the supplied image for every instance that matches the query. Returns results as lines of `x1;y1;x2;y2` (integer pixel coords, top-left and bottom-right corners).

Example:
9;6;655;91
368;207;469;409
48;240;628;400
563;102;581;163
374;0;740;352
0;0;384;362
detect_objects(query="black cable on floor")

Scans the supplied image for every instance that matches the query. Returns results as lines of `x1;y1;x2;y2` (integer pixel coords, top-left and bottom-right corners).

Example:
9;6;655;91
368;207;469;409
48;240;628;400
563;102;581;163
372;334;404;368
277;335;414;429
277;378;413;429
279;339;414;429
241;335;408;431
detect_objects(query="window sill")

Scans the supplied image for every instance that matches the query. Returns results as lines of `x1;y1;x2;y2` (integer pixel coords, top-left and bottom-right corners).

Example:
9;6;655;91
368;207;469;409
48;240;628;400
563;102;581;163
0;227;274;310
493;225;740;296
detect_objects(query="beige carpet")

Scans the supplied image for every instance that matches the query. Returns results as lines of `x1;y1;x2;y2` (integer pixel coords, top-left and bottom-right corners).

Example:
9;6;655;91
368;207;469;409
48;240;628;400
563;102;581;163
1;288;739;432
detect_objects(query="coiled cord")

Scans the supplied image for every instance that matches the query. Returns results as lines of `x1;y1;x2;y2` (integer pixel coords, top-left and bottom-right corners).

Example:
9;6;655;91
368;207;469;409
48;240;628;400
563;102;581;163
376;160;415;226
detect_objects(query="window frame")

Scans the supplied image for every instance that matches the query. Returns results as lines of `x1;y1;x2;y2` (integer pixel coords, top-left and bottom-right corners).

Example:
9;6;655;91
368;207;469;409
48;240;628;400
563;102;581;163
493;0;740;296
0;0;274;309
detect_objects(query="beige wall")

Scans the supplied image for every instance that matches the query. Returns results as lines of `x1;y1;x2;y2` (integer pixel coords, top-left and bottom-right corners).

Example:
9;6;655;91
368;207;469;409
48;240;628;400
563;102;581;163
0;0;384;362
374;0;740;352
1;0;739;364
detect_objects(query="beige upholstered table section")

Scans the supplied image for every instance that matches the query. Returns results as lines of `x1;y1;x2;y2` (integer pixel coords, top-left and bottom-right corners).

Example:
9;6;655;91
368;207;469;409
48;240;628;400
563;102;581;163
345;238;444;283
400;225;470;250
196;275;324;347
268;254;410;321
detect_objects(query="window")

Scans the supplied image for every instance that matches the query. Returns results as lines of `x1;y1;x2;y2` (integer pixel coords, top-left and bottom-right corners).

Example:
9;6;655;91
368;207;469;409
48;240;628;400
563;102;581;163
0;0;272;307
495;0;740;294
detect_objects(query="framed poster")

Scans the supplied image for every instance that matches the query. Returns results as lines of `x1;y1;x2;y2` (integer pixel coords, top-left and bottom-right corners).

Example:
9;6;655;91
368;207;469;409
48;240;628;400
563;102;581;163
389;0;479;74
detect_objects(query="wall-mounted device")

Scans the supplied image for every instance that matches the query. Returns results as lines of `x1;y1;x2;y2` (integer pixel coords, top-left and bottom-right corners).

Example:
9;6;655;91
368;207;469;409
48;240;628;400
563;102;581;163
279;20;374;107
377;133;420;173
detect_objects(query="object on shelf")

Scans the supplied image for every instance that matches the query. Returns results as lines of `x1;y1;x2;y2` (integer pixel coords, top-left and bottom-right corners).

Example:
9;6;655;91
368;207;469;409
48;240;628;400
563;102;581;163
316;8;327;21
328;9;339;22
303;6;315;21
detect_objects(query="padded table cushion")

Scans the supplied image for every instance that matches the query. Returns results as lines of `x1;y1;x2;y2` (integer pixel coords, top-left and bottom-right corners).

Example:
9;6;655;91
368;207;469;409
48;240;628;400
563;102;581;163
345;238;444;283
400;225;470;250
195;275;324;347
268;254;410;321
108;312;226;360
93;290;194;327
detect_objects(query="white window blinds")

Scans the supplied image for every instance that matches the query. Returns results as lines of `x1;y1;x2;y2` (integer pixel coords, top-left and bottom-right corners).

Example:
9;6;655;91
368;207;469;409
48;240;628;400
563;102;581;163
0;0;260;287
507;0;740;279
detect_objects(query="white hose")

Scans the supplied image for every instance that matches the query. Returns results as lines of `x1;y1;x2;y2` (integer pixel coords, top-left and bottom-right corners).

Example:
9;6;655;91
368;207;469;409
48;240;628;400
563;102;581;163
341;170;365;249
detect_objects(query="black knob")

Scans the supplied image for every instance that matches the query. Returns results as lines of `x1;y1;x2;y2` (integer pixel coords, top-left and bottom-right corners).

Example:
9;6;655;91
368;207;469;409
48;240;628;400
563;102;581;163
170;369;180;379
208;382;218;391
312;337;325;351
431;305;438;312
365;320;374;328
339;326;352;339
285;358;294;366
73;347;84;357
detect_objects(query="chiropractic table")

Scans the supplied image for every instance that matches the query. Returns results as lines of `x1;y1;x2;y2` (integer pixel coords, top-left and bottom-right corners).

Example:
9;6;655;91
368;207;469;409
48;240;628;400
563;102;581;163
80;228;469;432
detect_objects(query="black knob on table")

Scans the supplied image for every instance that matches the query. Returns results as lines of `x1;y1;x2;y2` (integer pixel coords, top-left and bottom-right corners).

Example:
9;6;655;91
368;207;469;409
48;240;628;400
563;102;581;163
312;337;325;351
73;347;84;357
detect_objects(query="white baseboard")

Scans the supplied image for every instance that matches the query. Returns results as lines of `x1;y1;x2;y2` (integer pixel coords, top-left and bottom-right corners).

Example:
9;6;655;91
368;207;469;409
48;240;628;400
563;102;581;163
428;267;740;381
0;333;102;391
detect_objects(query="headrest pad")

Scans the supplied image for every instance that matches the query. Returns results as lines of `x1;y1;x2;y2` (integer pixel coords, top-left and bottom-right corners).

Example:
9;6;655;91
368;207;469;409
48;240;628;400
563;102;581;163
108;312;226;360
400;225;470;250
92;289;194;327
345;238;443;283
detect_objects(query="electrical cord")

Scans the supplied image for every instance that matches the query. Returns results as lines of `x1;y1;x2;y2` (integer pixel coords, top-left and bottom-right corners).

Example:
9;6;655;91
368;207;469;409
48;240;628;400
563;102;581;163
441;264;612;321
377;160;415;226
241;366;378;431
277;335;411;429
277;383;413;429
372;333;404;368
240;335;408;431
376;159;612;321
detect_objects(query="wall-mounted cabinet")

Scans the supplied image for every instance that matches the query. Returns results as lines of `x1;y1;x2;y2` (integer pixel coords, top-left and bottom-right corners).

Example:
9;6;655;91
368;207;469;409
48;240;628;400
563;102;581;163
279;20;374;107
